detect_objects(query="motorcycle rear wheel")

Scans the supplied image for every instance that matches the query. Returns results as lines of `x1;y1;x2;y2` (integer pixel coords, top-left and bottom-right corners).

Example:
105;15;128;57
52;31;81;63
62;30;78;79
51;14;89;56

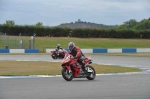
62;68;74;81
86;65;96;80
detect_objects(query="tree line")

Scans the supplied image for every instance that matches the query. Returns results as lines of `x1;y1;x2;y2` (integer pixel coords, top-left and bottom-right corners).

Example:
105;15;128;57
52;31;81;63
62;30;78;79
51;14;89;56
0;18;150;38
116;18;150;30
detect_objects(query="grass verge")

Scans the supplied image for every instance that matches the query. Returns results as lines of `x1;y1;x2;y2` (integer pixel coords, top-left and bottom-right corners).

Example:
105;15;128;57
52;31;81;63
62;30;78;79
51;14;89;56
0;61;141;76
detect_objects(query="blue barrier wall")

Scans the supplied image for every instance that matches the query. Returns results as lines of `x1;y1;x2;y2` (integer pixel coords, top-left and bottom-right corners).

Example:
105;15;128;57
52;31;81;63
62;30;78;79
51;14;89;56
25;49;39;53
0;49;9;53
122;48;136;53
93;49;107;53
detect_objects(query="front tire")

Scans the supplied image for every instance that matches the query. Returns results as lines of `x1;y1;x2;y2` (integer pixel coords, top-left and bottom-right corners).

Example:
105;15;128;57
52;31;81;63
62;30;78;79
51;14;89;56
51;54;57;59
86;65;96;80
62;68;74;81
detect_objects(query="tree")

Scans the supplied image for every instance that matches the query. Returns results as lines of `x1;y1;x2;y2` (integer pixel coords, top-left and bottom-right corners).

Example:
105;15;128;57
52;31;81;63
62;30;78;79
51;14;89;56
3;20;15;26
134;19;150;30
123;19;137;28
34;22;43;27
115;25;127;29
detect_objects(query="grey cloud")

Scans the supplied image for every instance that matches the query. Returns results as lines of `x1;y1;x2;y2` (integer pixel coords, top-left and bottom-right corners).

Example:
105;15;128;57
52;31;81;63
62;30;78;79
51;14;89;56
0;0;150;26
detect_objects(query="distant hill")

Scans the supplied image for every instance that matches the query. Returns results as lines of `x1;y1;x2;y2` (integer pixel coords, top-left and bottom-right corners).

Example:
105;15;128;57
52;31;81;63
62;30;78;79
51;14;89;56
58;19;117;29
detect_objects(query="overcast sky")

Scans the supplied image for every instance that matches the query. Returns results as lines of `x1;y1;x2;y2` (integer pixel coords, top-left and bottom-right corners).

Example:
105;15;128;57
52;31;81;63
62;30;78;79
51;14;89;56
0;0;150;26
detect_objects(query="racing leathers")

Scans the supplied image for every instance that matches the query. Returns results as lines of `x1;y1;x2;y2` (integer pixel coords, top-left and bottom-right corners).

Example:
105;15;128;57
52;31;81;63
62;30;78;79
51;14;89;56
69;46;86;72
55;46;63;56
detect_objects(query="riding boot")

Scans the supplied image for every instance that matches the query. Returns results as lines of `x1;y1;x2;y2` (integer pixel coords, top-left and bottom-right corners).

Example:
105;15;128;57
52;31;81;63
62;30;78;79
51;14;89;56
81;64;87;74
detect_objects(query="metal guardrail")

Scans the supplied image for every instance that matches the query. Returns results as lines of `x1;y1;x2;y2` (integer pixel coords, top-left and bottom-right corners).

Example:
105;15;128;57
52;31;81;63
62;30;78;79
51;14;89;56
0;32;36;49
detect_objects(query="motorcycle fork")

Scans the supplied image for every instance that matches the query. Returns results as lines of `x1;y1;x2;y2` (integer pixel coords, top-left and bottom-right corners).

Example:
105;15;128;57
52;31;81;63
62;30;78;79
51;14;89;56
63;65;71;74
63;65;81;78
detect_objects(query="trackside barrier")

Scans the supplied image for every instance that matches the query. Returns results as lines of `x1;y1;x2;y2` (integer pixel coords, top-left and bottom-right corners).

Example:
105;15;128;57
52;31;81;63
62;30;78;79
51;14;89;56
0;48;150;53
46;48;150;53
0;49;39;53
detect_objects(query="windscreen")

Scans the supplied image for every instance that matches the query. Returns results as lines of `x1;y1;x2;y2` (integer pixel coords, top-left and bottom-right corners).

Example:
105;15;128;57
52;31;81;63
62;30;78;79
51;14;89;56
63;52;69;59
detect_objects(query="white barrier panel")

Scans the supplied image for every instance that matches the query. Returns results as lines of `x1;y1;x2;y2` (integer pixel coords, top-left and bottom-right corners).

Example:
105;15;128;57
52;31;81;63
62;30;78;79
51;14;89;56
81;49;93;53
46;49;55;53
108;49;122;53
10;49;25;53
137;48;150;53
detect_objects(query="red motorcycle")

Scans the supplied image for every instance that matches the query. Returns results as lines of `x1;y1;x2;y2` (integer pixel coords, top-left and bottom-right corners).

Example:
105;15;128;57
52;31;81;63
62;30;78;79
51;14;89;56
50;49;67;59
61;52;96;81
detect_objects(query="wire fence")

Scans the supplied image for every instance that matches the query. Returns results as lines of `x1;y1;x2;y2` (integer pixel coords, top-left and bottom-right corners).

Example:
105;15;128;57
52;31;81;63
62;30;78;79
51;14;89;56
0;32;36;49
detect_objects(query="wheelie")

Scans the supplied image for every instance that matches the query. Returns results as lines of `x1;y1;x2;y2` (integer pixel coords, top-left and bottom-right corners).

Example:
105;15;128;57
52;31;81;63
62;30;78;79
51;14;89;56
61;42;96;81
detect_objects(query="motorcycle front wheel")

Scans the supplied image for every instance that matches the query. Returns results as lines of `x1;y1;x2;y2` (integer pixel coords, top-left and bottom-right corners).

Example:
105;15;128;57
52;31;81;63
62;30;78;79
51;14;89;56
51;54;57;59
86;65;96;80
62;68;74;81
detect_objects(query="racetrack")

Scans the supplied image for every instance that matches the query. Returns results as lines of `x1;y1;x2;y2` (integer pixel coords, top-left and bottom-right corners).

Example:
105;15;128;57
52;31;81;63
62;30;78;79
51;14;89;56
0;54;150;99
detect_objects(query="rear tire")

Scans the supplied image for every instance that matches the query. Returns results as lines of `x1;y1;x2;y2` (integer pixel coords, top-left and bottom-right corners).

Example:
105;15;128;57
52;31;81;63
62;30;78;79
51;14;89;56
86;65;96;80
62;68;74;81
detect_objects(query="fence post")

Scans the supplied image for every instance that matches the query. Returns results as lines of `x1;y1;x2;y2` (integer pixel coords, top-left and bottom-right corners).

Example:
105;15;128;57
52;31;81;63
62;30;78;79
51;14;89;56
31;33;36;49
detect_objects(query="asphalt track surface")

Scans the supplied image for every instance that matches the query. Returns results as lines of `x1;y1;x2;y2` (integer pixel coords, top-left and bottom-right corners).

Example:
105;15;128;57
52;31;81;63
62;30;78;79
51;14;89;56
0;54;150;99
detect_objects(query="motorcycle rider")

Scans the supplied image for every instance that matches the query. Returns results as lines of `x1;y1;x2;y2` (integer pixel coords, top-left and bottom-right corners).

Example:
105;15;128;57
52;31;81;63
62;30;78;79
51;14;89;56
68;42;87;73
55;44;63;56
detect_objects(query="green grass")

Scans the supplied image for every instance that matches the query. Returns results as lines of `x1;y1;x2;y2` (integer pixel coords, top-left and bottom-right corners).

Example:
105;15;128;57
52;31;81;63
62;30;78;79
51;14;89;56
0;61;141;76
34;37;150;52
1;36;150;52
